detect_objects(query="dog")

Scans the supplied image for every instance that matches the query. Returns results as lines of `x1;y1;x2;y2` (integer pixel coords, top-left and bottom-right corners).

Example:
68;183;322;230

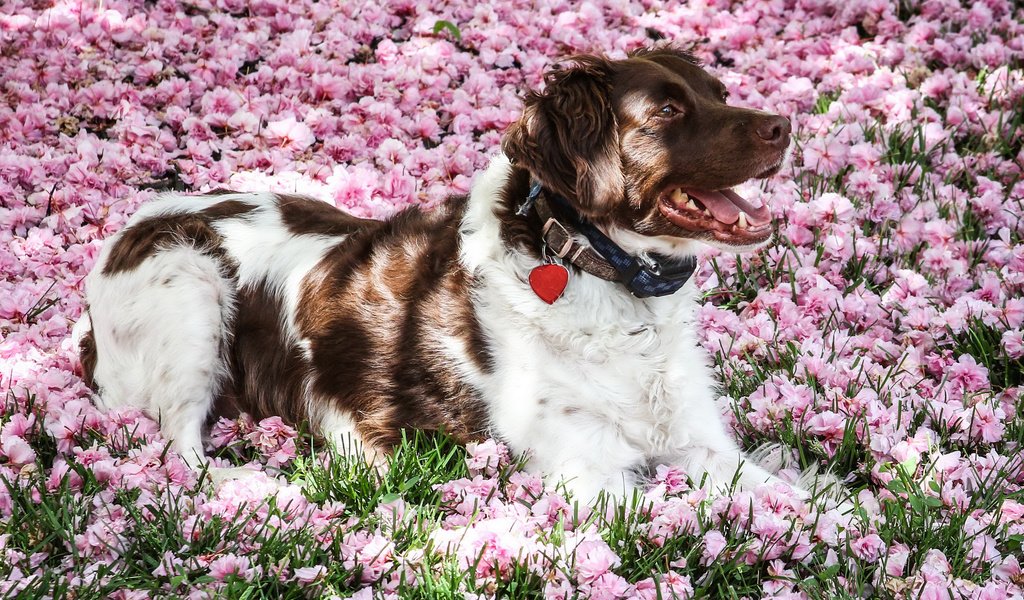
75;46;808;502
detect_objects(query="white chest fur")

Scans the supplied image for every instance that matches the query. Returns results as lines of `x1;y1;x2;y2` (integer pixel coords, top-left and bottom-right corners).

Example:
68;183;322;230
460;157;731;499
484;279;715;452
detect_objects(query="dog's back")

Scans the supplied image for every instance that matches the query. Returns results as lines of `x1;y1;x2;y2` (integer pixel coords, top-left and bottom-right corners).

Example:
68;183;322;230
78;191;489;466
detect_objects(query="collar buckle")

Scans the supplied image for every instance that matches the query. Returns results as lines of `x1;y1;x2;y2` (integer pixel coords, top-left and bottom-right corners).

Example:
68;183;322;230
638;251;696;281
516;181;543;217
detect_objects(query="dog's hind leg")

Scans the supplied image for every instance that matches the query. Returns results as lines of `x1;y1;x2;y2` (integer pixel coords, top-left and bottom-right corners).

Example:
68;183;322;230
84;247;235;472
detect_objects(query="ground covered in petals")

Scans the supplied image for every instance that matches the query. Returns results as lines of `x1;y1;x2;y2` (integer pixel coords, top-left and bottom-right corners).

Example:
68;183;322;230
1;0;1023;598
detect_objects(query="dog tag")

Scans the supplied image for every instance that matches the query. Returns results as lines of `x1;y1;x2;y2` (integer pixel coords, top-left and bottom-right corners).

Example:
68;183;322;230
529;264;569;304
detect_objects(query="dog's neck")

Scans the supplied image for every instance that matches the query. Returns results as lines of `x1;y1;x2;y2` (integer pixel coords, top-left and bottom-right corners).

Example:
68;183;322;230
493;163;696;298
495;164;547;261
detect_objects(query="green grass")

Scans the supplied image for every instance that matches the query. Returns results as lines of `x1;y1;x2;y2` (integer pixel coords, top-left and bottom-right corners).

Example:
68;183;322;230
2;392;1023;599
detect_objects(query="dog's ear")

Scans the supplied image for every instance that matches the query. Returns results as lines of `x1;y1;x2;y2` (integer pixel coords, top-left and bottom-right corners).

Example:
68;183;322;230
502;57;623;219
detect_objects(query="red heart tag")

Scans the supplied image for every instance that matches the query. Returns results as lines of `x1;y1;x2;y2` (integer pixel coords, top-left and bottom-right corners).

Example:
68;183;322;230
529;264;569;304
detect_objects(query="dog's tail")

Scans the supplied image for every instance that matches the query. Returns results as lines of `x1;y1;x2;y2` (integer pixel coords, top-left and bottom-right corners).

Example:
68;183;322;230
70;310;90;348
70;310;99;393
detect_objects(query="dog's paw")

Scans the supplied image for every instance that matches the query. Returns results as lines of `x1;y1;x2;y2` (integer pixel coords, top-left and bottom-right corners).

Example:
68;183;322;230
830;498;859;517
202;465;281;491
747;442;857;514
555;470;640;509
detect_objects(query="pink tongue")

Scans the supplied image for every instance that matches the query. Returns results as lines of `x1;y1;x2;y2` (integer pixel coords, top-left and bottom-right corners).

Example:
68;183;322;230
687;188;771;226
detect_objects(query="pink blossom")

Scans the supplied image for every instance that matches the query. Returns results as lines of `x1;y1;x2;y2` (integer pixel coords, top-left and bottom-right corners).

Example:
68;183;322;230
209;415;253;448
466;439;509;476
635;571;693;600
506;471;544;502
208;554;253;581
969;534;1001;565
886;543;911;576
850;533;886;562
992;555;1021;582
803;138;849;176
375;497;407;526
701;531;728;565
1002;330;1024;359
586;572;632;600
0;435;35;467
948;354;991;394
244;416;298;467
341;531;395;584
264;117;316;153
806;411;848;455
1;413;35;438
654;465;691;495
574;539;621;583
963;402;1006;444
293;565;327;584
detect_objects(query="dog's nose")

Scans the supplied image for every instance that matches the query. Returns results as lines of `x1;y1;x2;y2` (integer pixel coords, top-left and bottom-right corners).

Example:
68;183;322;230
756;115;791;147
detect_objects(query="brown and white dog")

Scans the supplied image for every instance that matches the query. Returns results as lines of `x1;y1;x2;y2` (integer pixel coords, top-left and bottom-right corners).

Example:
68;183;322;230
75;47;804;501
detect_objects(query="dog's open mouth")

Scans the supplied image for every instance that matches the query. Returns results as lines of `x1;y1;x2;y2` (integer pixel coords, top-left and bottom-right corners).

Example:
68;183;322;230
658;186;773;244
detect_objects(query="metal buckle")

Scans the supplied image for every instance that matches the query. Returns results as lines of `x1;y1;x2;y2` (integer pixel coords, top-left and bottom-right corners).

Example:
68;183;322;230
516;181;544;217
637;252;694;281
637;252;662;276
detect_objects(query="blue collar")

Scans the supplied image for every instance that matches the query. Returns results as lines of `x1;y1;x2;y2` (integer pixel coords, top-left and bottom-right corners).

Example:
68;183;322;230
521;184;697;298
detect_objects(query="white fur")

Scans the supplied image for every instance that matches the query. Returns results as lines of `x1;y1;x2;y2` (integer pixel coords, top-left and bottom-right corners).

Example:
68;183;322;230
462;156;785;500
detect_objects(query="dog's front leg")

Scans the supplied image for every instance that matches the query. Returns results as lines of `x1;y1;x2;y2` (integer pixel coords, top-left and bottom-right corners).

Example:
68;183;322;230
517;416;646;504
661;397;791;495
671;441;787;494
660;401;854;512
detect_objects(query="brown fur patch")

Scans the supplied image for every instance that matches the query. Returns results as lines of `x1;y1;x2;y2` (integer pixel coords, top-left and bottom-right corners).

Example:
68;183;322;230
102;214;216;275
78;324;99;392
200;199;256;219
501;56;622;219
448;268;493;373
495;166;545;260
277;194;378;237
295;199;490;450
102;199;255;275
221;281;311;426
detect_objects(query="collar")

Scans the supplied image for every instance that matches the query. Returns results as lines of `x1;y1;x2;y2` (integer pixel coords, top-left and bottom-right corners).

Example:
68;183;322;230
518;182;697;298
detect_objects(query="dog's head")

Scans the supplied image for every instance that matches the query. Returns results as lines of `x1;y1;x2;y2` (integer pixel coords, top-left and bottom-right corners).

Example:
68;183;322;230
502;47;790;253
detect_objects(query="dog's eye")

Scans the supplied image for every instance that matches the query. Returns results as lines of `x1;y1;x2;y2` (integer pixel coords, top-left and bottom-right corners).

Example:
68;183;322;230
658;104;679;117
720;90;731;102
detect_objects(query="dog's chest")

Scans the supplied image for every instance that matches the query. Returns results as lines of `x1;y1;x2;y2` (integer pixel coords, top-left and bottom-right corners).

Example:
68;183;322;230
480;283;715;456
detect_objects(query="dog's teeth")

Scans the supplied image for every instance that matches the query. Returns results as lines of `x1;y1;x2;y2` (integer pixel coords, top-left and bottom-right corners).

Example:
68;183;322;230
671;189;685;202
686;199;697;210
737;211;749;229
703;209;711;217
